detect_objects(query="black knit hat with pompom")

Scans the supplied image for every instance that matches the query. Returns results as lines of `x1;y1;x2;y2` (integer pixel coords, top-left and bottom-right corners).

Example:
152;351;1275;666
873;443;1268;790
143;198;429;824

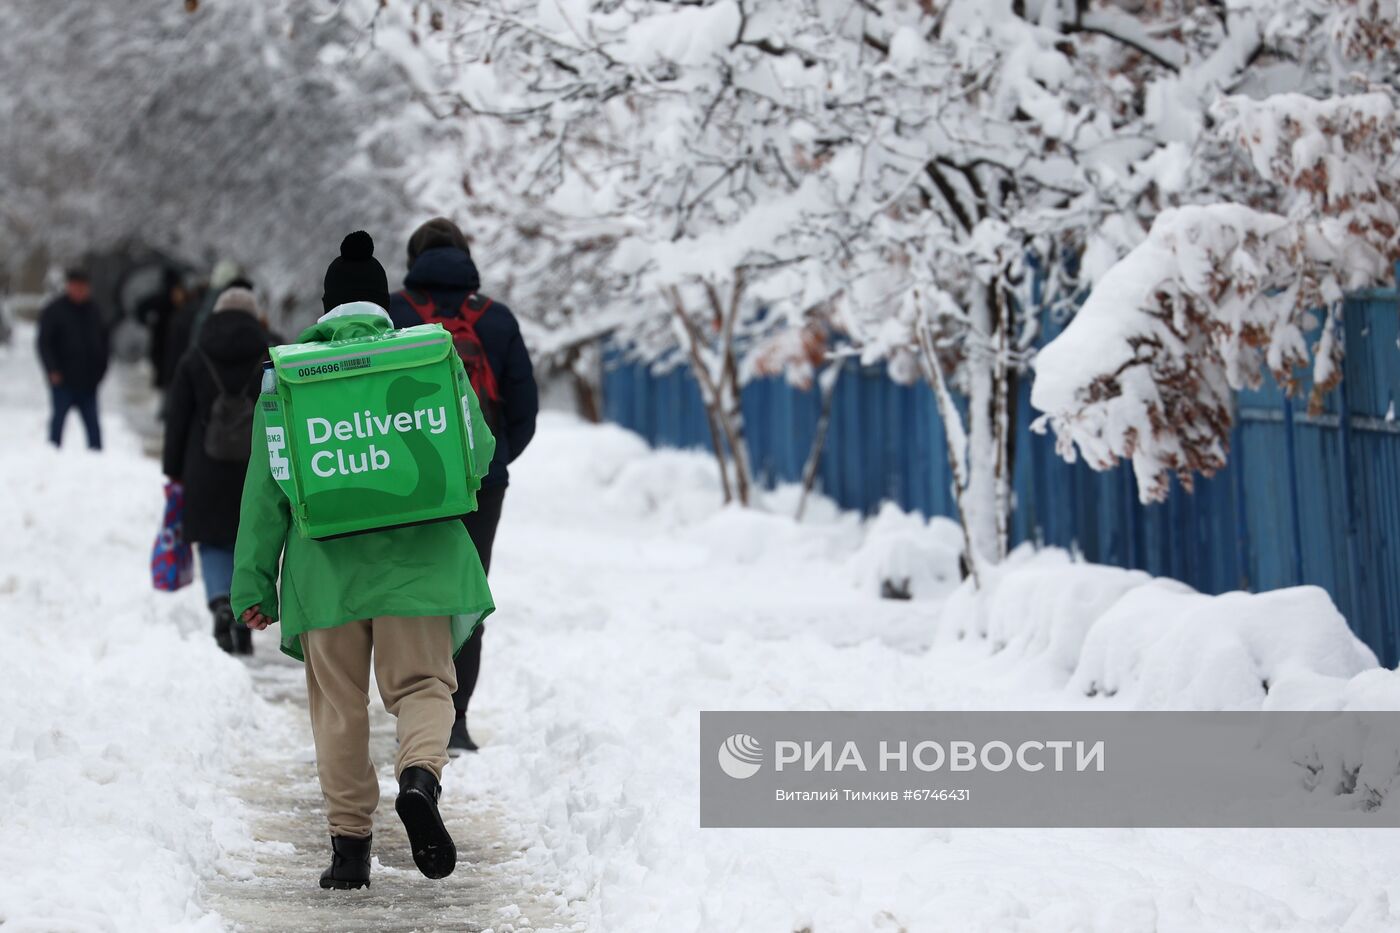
322;230;391;313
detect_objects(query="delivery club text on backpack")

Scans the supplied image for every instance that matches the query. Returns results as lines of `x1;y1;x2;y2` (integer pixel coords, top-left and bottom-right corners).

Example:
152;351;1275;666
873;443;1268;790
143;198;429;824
304;406;450;477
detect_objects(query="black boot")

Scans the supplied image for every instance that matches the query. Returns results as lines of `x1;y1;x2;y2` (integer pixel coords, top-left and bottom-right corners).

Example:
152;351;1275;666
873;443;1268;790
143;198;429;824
233;622;253;656
209;597;235;654
395;766;456;879
448;712;478;753
319;833;372;890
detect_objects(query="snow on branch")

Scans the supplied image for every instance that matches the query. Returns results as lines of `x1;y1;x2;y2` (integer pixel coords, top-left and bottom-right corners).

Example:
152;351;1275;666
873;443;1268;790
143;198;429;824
1030;196;1393;503
1214;92;1400;258
1033;90;1400;504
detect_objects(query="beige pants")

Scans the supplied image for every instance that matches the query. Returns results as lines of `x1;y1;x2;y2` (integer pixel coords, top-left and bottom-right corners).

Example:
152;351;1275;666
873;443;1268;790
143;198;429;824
302;615;458;838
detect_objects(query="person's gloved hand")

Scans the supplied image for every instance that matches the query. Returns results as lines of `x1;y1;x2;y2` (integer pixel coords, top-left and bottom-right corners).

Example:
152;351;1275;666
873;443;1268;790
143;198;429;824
241;604;274;630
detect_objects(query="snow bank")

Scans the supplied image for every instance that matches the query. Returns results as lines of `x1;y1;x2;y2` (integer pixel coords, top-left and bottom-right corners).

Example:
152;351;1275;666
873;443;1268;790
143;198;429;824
939;548;1381;710
1072;584;1376;709
510;412;652;499
0;339;258;931
938;548;1162;672
847;503;963;599
525;412;963;595
602;447;726;527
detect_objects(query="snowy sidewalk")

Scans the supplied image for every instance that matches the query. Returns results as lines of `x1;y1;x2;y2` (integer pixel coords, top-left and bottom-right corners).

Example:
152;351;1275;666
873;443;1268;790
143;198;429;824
1;339;258;930
204;654;569;932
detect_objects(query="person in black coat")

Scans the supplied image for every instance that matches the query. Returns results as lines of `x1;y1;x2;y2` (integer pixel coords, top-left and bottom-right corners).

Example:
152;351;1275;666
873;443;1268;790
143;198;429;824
147;270;192;391
389;217;539;752
159;278;194;394
36;268;109;450
163;287;270;654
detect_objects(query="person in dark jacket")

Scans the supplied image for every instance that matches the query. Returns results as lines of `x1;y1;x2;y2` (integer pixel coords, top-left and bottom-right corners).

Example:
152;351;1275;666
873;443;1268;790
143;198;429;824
148;270;192;391
37;268;109;450
389;217;539;752
188;259;246;344
163;286;270;654
159;278;195;394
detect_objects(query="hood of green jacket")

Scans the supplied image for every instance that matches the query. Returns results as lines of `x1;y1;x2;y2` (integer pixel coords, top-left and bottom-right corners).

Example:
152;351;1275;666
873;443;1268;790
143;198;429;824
297;303;394;344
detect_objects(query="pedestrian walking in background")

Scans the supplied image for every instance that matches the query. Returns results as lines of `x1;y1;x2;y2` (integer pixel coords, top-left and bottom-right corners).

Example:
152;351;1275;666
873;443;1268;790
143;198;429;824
163;286;270;654
189;275;267;349
37;268;109;450
147;269;191;391
389;216;538;753
234;232;494;889
188;258;245;340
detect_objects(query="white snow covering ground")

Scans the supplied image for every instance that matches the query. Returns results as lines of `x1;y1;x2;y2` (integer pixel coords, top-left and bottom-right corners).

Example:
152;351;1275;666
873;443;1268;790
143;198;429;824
4;324;1400;931
0;331;263;931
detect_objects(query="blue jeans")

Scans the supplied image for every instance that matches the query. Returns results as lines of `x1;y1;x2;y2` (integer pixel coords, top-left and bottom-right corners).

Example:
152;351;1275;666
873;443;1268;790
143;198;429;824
198;545;235;605
49;385;102;450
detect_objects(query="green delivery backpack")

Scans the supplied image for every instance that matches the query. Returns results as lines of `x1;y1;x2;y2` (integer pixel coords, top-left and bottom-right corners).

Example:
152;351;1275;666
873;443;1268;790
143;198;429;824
259;323;487;540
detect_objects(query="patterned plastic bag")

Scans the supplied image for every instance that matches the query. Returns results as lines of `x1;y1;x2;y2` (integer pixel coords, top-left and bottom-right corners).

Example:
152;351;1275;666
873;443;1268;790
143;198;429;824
151;482;194;592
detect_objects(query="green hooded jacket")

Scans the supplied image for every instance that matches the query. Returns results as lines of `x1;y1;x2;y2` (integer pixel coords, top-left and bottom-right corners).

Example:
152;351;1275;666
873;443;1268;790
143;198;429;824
230;310;496;661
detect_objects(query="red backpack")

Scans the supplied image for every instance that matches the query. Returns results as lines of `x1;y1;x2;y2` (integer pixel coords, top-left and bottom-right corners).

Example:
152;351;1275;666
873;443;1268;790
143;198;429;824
398;289;505;433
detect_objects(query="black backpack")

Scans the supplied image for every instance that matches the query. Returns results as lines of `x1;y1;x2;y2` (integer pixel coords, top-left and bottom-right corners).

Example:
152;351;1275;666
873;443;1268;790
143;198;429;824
197;349;257;461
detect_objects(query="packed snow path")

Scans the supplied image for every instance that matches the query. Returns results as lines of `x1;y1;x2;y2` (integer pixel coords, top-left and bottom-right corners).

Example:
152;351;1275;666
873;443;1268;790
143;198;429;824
203;654;567;932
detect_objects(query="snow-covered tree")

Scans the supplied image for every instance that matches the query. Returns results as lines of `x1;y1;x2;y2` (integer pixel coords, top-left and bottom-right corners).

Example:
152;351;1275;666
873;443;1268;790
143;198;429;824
1031;16;1400;503
339;0;847;505
0;0;422;312
325;0;1400;579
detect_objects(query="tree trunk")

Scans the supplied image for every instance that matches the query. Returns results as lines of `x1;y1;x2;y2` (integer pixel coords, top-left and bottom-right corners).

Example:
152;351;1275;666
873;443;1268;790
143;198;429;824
670;285;738;504
916;284;1017;586
701;402;734;504
717;344;753;506
991;283;1013;560
667;276;756;509
565;345;602;423
918;322;981;587
796;363;841;521
961;286;1005;569
573;373;602;423
698;274;754;507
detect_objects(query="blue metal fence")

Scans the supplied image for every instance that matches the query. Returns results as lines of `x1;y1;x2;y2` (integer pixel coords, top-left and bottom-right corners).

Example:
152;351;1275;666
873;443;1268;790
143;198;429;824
602;292;1400;665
